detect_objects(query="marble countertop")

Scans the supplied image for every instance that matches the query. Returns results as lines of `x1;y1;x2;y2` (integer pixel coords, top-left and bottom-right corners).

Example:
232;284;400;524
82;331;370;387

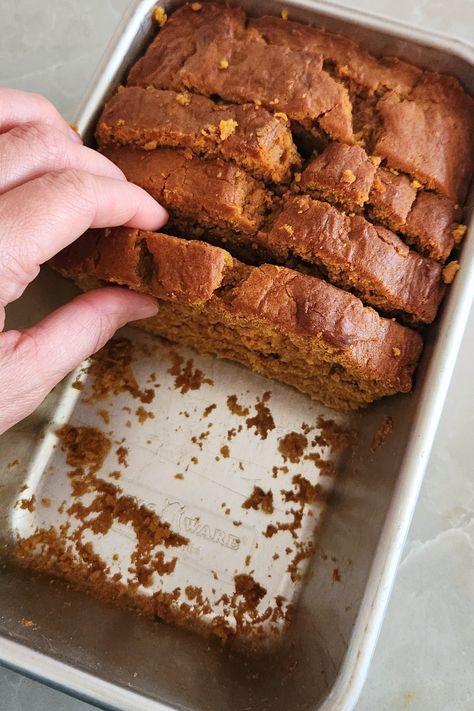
0;1;473;709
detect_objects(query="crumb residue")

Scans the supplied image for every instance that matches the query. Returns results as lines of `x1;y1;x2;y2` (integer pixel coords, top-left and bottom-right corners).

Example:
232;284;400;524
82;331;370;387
282;475;323;505
97;409;110;425
56;424;111;472
287;542;313;582
242;486;274;514
220;445;230;458
18;495;36;512
17;420;188;594
19;618;37;629
116;445;129;468
136;406;155;424
314;417;352;451
168;353;213;394
304;452;335;475
278;432;308;462
245;391;275;440
226;394;249;417
371;415;394;452
84;338;154;404
234;574;266;608
202;403;217;418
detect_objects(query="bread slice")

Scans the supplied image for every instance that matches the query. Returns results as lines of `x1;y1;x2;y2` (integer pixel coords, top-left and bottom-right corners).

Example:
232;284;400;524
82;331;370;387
96;86;300;184
51;228;423;411
128;2;353;142
101;144;271;237
257;195;445;324
300;142;463;262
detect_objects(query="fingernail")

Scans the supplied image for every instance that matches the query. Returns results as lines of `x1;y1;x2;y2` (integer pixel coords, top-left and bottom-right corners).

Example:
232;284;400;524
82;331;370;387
134;297;159;319
67;124;83;144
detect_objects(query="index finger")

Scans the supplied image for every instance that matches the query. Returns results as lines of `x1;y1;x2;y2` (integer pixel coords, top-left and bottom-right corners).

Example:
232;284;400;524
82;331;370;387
0;169;168;306
0;88;77;138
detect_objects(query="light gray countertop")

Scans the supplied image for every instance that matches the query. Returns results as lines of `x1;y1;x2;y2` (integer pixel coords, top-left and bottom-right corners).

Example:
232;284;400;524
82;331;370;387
0;1;473;709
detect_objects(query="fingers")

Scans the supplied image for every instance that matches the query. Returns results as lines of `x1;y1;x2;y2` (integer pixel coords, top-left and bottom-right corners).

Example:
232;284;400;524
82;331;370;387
0;287;158;435
0;169;168;305
0;121;126;194
0;88;76;137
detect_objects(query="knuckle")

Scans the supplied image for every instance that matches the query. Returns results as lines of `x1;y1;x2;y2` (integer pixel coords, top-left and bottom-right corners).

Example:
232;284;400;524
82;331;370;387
8;121;64;158
41;168;97;210
29;92;62;122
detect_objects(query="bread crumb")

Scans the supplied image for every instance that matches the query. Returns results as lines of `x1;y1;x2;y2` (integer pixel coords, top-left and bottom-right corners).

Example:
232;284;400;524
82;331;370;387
136;406;155;423
144;140;158;150
116;84;125;93
294;172;302;183
154;7;167;26
201;124;217;138
281;8;289;20
274;111;289;122
97;409;110;425
372;176;385;193
218;58;229;70
282;223;294;236
175;92;191;106
442;260;460;284
190;2;202;9
19;618;36;628
219;118;238;141
175;473;184;480
337;64;350;77
242;486;274;514
41;498;51;508
371;415;394;452
392;347;401;357
342;168;356;184
410;178;423;189
452;224;467;244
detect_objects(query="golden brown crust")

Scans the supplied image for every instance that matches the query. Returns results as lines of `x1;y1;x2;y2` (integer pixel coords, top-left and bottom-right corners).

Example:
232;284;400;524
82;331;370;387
259;195;444;323
178;38;354;143
373;82;474;203
300;142;462;262
404;191;463;262
96;86;300;184
299;142;378;211
368;167;417;231
249;14;422;95
127;2;245;90
229;264;421;393
52;228;422;399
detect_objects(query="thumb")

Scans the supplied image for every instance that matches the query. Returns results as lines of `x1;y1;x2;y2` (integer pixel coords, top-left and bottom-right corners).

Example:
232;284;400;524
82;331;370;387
0;287;158;434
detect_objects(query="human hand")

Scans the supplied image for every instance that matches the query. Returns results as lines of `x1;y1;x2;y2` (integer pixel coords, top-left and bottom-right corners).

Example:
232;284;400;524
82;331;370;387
0;89;168;435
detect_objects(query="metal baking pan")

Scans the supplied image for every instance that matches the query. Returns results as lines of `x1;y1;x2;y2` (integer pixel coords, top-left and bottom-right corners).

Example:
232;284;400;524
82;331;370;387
1;1;473;709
